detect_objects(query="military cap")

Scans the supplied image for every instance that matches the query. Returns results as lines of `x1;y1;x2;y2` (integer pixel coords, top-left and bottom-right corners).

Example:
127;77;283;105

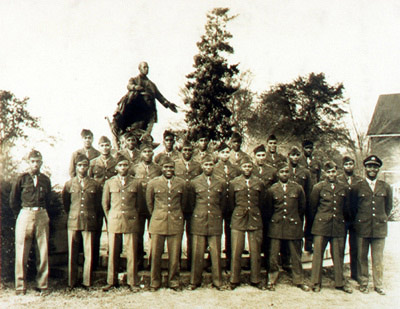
324;161;337;171
231;132;242;143
253;144;266;154
218;142;230;152
163;130;175;139
139;142;157;151
181;139;193;149
159;156;175;166
363;155;382;167
276;160;289;171
267;134;277;141
342;156;355;164
81;129;93;137
201;155;215;164
302;140;314;148
28;149;42;159
240;155;253;166
75;154;89;165
98;136;111;144
115;154;129;164
288;146;302;156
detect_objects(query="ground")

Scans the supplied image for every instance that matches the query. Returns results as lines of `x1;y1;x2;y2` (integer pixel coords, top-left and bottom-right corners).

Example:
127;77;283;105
1;223;400;309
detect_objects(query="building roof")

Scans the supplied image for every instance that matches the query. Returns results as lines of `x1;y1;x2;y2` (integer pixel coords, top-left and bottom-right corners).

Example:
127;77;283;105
367;93;400;136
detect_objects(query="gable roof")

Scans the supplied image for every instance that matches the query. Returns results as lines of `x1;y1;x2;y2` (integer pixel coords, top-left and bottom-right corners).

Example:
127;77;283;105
367;93;400;136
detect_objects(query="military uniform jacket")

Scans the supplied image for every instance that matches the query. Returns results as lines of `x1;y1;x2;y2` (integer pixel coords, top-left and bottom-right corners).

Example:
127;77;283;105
192;148;213;163
69;147;101;178
229;150;248;167
229;175;265;231
89;156;118;186
146;176;187;235
102;175;142;234
253;163;278;189
309;180;350;238
62;177;102;231
289;165;312;198
10;172;52;216
266;181;305;240
337;174;362;191
350;179;393;238
154;149;180;164
189;174;226;236
265;152;286;168
299;155;322;185
174;158;203;185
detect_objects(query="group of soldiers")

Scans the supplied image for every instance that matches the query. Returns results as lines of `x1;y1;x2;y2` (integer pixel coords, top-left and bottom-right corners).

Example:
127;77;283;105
9;128;392;296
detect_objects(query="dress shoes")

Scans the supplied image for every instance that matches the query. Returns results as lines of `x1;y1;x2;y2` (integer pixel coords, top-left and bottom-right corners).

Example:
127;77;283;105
297;284;310;292
266;282;275;291
374;287;386;295
250;282;266;290
15;290;26;296
228;282;239;290
312;285;321;292
187;284;199;291
102;284;118;292
359;285;369;294
336;285;353;294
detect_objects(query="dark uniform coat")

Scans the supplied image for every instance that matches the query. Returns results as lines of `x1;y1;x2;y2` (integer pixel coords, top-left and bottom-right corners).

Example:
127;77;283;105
265;152;286;168
146;176;187;235
229;175;265;231
189;175;226;236
102;175;142;234
350;179;393;238
229;150;248;167
289;165;312;198
192;148;213;164
174;158;202;186
310;180;350;238
253;163;278;189
62;176;102;231
337;174;362;190
88;156;118;186
299;155;322;185
266;181;306;240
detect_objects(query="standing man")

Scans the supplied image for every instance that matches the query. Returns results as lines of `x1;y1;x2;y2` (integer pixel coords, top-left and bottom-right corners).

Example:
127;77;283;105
102;155;142;292
309;161;353;293
146;157;188;291
118;131;140;174
63;154;102;290
154;130;180;164
228;157;265;290
10;150;52;296
265;161;310;292
188;155;225;290
192;131;212;163
350;155;392;295
69;129;100;178
300;140;322;185
337;155;362;281
229;133;248;167
264;135;286;168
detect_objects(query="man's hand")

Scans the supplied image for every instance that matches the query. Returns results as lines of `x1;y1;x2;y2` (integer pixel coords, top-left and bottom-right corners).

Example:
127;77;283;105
167;102;178;113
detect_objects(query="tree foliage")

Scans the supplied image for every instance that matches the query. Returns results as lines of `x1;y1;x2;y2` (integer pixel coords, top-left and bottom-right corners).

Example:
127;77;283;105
183;7;239;141
248;72;354;148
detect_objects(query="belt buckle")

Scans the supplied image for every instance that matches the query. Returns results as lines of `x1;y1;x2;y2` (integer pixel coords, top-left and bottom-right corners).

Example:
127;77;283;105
31;207;40;211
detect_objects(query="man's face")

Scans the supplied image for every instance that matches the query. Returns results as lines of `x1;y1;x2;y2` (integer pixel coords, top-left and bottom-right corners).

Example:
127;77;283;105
303;146;313;157
231;140;241;152
162;163;175;179
99;142;111;156
365;164;380;180
241;162;253;177
219;149;231;162
343;161;355;174
82;135;93;148
164;136;175;151
289;153;301;165
182;146;193;161
198;138;209;151
125;137;137;150
326;167;337;183
141;148;153;162
76;161;89;177
267;140;277;153
202;161;214;176
255;151;266;165
278;167;290;183
29;157;42;174
139;62;149;76
116;160;130;176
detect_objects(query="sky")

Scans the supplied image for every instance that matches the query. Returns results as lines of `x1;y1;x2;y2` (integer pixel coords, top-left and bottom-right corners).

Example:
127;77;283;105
1;0;400;185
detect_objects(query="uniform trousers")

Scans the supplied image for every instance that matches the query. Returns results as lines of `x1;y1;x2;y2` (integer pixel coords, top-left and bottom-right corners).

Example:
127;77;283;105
68;230;94;287
15;208;49;291
190;234;222;287
268;239;304;285
311;235;345;287
230;229;262;284
107;232;139;287
224;217;232;262
183;213;192;270
345;223;359;280
138;214;150;263
357;237;385;289
92;216;104;270
150;233;182;289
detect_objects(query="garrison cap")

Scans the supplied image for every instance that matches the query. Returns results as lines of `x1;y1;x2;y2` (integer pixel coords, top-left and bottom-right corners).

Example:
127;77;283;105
240;155;253;166
81;129;93;137
98;136;111;144
218;142;230;152
253;144;266;154
324;161;337;171
28;149;42;159
276;160;289;171
75;154;89;165
267;134;277;141
115;154;129;164
231;132;242;143
159;156;175;166
163;130;175;139
302;140;314;148
201;155;215;164
342;156;355;164
288;146;302;156
363;155;382;167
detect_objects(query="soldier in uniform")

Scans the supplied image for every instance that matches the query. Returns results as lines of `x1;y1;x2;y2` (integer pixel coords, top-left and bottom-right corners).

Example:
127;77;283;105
88;136;118;270
154;130;180;164
174;140;202;270
63;154;102;290
264;135;286;168
228;156;265;290
132;142;162;269
300;140;322;185
69;129;100;178
118;132;140;174
102;155;142;292
309;161;353;293
10;150;52;296
192;131;212;163
146;157;188;291
337;156;362;281
213;142;241;268
229;132;248;167
350;155;392;295
265;161;310;292
187;155;225;290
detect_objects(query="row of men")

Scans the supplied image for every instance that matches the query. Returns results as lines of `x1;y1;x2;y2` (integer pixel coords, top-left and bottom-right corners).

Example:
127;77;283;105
9;129;392;296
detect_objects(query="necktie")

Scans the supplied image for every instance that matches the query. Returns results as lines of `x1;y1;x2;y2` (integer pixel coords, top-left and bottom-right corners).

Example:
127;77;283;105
331;183;335;190
207;177;211;186
185;162;190;171
224;165;229;175
167;180;172;191
121;177;126;186
293;167;296;175
79;177;84;188
167;152;170;157
32;175;38;187
235;152;239;160
145;164;149;175
282;183;287;192
246;179;250;187
259;166;263;174
348;177;352;185
272;153;275;161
